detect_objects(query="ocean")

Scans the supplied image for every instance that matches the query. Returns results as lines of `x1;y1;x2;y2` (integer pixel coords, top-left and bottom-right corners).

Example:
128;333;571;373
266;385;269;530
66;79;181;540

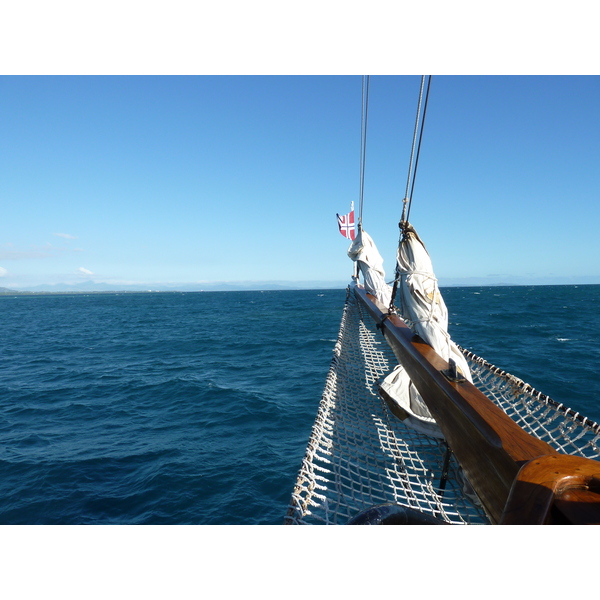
1;285;599;525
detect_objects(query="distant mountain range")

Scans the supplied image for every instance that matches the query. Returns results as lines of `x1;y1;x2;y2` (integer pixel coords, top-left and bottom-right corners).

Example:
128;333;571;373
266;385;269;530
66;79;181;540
437;275;600;287
0;280;350;294
3;275;600;295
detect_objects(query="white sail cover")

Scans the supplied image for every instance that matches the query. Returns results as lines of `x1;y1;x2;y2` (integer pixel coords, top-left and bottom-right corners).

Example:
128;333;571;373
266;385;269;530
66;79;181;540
396;224;471;378
347;228;392;306
380;223;472;437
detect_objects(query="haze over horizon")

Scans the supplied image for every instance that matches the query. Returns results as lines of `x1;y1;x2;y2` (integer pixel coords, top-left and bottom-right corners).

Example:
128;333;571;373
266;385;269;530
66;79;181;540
4;274;600;295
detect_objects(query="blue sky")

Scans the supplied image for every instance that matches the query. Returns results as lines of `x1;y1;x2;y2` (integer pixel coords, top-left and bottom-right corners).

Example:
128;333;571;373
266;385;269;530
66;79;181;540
1;75;599;290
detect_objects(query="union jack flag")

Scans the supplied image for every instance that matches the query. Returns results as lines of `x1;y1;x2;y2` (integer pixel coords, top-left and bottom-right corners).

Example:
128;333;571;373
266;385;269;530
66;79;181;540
337;204;356;240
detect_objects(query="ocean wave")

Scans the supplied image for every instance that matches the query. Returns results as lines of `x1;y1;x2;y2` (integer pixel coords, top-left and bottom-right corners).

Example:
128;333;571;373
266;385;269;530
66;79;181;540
2;286;599;524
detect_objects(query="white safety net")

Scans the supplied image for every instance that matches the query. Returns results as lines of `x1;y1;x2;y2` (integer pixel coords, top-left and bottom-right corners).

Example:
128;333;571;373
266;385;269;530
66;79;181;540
462;349;600;460
285;290;489;525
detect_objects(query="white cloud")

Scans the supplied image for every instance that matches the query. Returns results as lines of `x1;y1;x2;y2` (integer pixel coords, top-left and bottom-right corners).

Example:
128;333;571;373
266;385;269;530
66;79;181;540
78;267;94;275
53;233;78;240
0;266;7;277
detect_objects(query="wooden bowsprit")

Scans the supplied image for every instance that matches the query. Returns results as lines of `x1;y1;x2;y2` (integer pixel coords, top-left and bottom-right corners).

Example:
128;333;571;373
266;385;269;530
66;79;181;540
354;285;600;525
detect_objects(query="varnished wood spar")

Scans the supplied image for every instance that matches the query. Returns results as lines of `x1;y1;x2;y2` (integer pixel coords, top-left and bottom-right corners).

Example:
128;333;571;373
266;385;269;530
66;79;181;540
353;285;558;523
500;454;600;524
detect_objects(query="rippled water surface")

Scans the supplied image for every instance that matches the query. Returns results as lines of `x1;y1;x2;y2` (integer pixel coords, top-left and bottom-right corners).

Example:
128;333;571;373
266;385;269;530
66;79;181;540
1;285;599;524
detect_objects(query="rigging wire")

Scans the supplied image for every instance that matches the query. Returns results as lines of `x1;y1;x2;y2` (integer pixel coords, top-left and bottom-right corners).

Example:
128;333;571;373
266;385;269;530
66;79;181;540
402;76;425;221
406;75;432;224
358;75;370;229
401;75;432;225
389;75;432;313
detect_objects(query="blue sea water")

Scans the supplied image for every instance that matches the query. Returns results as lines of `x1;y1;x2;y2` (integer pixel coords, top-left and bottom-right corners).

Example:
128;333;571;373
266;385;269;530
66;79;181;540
1;285;599;525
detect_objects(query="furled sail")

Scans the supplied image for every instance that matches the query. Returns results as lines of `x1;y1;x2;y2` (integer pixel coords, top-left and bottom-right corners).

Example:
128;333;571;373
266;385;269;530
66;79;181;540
379;223;471;437
396;223;471;378
347;228;392;306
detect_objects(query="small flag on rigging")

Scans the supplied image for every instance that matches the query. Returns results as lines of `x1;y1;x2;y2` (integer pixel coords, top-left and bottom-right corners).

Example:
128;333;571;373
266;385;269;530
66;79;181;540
337;203;356;240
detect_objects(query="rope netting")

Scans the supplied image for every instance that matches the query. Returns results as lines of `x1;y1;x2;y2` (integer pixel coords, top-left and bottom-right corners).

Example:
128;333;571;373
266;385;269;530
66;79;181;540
285;290;489;525
285;289;600;525
462;349;600;460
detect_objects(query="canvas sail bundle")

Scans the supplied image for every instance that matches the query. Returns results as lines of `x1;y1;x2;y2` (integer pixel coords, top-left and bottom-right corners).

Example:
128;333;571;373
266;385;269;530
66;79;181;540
347;228;392;307
379;223;472;437
395;223;471;381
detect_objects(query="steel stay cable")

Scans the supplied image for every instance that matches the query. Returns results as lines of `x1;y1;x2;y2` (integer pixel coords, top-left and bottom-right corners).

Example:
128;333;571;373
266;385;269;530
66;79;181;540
390;75;432;313
406;75;432;224
402;76;426;222
358;75;370;228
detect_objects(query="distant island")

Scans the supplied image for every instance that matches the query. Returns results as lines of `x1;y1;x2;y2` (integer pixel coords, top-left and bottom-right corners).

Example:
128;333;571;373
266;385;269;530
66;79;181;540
2;276;599;296
0;287;180;296
0;281;350;295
